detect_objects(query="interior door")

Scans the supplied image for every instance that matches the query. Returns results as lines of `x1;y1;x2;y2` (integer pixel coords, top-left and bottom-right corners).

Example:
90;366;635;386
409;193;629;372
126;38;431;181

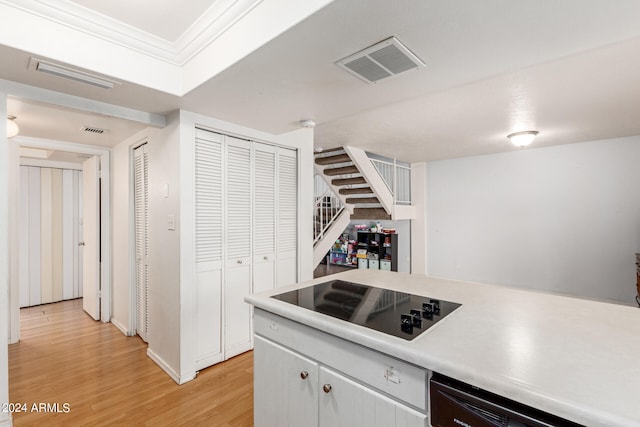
82;155;100;320
276;148;298;287
224;137;252;357
253;143;276;294
134;144;149;341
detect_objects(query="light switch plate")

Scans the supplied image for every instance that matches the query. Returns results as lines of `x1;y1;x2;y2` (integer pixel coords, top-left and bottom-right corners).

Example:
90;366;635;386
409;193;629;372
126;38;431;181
167;214;175;231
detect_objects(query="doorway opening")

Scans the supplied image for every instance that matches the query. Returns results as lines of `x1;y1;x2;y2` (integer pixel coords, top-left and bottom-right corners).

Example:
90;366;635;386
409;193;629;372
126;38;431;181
9;138;112;343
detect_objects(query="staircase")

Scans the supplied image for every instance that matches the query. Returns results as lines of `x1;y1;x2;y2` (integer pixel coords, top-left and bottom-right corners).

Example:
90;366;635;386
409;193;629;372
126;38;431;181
313;146;413;268
315;147;390;220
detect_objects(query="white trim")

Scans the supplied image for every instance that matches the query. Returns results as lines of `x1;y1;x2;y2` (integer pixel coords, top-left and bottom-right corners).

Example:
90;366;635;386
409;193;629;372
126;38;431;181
343;145;394;214
147;348;196;385
111;317;133;337
1;92;12;427
0;79;166;128
10;135;113;323
0;414;12;427
19;158;83;170
8;139;20;344
0;0;264;66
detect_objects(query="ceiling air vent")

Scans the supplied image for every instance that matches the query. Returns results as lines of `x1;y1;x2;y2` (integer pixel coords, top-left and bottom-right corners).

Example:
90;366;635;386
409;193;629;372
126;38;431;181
29;57;117;89
82;126;107;134
336;36;425;84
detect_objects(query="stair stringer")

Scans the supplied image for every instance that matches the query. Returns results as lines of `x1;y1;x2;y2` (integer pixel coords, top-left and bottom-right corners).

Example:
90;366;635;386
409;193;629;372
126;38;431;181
312;208;352;268
342;146;394;215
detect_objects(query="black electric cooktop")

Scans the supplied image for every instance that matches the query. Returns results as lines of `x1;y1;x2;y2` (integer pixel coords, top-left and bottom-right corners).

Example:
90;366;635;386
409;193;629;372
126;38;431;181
271;279;461;340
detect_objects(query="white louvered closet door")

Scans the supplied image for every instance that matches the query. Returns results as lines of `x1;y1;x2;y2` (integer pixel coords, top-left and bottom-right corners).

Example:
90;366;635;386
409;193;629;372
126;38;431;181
134;144;150;342
276;147;298;287
253;143;276;294
224;136;253;358
194;130;224;369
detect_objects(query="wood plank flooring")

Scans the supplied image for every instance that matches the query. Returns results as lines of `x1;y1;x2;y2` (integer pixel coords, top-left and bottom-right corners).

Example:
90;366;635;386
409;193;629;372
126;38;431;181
8;299;253;426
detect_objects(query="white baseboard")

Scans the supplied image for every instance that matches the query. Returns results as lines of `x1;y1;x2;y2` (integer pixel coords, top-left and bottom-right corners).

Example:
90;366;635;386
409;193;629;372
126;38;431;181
111;318;134;336
146;348;196;385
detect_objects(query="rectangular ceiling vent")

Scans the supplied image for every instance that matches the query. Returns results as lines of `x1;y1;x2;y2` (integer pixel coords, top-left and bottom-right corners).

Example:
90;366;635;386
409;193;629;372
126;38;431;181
29;57;118;89
336;36;425;84
82;126;107;134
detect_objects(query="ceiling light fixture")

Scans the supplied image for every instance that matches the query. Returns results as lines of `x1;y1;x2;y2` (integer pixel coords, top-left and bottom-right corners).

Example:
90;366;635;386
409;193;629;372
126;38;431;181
32;58;116;89
300;119;316;128
6;116;19;139
507;130;539;147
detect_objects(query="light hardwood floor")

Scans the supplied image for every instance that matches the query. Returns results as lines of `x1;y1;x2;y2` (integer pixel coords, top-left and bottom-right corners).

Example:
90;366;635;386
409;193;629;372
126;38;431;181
8;299;253;426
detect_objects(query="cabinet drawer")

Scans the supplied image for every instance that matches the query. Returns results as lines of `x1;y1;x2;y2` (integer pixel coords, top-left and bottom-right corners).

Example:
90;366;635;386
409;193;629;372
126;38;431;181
255;309;427;411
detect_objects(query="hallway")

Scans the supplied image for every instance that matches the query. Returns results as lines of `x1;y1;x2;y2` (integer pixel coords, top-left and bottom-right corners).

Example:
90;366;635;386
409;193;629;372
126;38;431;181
8;299;253;426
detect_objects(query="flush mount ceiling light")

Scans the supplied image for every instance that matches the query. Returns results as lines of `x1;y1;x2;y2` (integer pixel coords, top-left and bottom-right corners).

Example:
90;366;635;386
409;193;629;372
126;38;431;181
507;130;539;147
29;57;117;89
300;119;316;128
6;115;19;138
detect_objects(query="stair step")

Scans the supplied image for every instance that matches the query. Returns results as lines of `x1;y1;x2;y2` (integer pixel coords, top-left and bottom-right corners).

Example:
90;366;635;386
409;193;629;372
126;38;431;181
323;165;359;176
346;197;379;204
317;147;344;154
351;208;391;220
332;176;366;186
315;154;351;165
339;187;373;195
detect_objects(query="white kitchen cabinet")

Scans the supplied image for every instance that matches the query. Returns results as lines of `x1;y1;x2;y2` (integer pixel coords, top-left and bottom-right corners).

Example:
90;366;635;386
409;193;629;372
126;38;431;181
193;129;299;370
254;336;318;427
253;310;427;427
319;367;426;427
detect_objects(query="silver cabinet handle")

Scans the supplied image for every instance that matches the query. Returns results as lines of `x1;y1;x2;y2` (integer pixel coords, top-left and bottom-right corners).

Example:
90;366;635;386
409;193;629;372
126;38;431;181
78;241;85;246
322;384;332;393
263;256;268;260
237;260;242;264
300;371;309;380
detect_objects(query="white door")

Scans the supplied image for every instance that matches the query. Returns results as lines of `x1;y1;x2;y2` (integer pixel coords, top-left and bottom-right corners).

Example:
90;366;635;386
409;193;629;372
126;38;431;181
276;148;298;287
134;144;149;341
82;156;100;320
194;130;224;369
224;137;253;357
253;143;276;294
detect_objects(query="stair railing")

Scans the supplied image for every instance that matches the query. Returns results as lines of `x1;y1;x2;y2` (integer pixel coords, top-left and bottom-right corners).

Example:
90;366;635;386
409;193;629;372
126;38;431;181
369;157;411;205
313;188;345;246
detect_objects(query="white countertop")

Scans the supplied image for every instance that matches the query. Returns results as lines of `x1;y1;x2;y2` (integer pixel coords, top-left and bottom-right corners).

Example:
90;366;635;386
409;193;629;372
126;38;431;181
245;269;640;426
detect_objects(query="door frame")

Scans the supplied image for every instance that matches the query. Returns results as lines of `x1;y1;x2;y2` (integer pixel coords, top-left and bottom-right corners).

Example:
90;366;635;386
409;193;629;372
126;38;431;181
9;135;112;339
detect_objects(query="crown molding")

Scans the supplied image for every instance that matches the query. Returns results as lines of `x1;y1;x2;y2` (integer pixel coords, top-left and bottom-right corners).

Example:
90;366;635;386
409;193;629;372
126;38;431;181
0;0;263;66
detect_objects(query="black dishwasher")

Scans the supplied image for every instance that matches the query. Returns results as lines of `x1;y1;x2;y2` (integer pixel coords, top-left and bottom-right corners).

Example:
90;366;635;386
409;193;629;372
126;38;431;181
430;373;584;427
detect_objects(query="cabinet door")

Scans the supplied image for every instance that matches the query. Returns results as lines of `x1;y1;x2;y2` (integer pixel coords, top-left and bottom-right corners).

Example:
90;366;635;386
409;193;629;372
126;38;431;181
194;130;224;367
225;137;252;357
254;336;318;427
276;147;298;287
319;366;426;427
253;143;276;294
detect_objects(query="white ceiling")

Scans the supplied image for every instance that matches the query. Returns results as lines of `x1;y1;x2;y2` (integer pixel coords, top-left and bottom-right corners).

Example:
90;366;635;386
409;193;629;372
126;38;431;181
4;0;640;163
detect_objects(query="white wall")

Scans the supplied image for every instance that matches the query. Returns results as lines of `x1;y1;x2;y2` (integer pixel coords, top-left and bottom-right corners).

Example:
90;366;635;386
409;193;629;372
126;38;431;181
112;110;314;384
1;93;12;426
111;112;183;382
427;136;640;303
